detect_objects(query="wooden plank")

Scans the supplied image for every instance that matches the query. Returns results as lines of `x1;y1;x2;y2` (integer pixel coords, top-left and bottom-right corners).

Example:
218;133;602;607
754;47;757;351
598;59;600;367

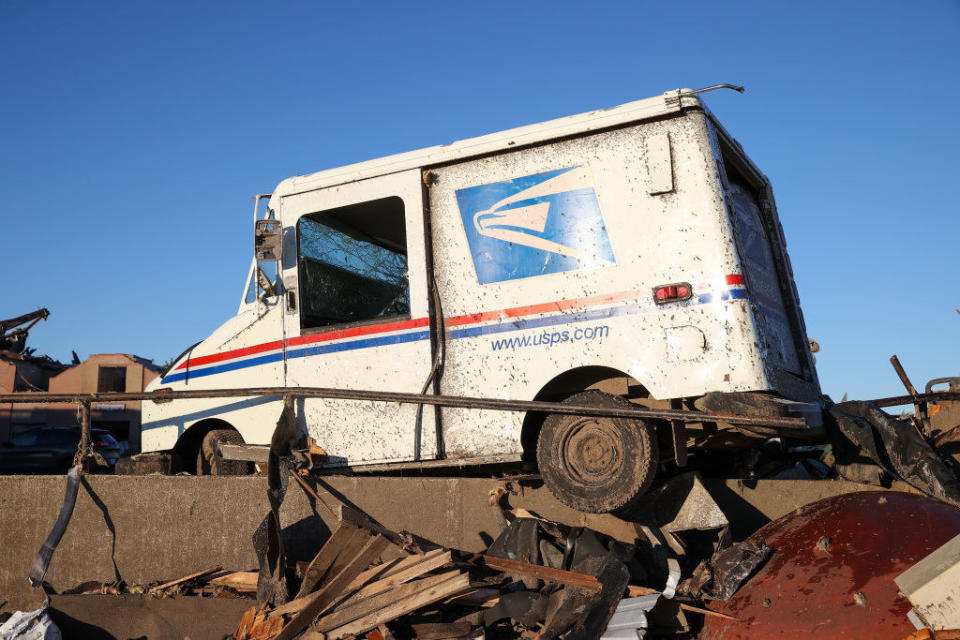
219;443;270;463
275;549;453;618
444;587;499;607
324;531;377;589
627;585;660;597
274;534;390;640
297;523;359;596
233;604;284;640
210;571;258;592
343;551;453;604
327;572;472;639
347;549;447;590
233;606;258;640
296;560;310;578
296;521;371;598
148;565;221;593
270;592;317;618
679;602;738;621
307;522;372;594
314;571;462;633
479;555;602;592
290;470;338;518
339;504;416;550
411;621;473;639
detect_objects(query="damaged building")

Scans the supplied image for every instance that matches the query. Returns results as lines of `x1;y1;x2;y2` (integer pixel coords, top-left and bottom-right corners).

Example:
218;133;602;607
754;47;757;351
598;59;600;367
0;309;160;454
0;351;68;438
44;353;161;454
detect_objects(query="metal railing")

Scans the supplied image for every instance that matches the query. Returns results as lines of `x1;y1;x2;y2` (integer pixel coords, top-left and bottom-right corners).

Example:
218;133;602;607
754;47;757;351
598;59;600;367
0;385;814;467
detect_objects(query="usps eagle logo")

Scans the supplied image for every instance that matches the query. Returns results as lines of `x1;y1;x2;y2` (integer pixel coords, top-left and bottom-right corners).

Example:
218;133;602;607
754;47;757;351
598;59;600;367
455;165;616;284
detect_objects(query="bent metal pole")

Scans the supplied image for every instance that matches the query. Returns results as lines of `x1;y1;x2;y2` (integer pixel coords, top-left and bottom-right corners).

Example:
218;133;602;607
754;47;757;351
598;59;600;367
0;385;810;432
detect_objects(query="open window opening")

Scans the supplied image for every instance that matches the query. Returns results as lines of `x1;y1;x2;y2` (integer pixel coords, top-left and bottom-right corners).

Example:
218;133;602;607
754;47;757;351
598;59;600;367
97;366;127;393
244;262;279;304
716;134;764;199
297;196;409;332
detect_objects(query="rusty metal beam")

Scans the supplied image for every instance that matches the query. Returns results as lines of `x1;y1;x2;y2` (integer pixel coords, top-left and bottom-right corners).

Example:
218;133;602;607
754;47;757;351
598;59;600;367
0;386;809;431
0;308;49;334
868;391;960;408
890;355;930;431
75;399;91;469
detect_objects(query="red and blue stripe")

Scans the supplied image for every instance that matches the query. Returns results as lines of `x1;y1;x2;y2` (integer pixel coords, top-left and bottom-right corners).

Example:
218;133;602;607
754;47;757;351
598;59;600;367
160;276;747;384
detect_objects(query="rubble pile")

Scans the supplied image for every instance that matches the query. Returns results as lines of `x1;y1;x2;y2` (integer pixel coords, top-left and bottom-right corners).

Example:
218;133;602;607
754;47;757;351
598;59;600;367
224;467;960;640
8;394;960;638
230;495;735;639
39;469;960;639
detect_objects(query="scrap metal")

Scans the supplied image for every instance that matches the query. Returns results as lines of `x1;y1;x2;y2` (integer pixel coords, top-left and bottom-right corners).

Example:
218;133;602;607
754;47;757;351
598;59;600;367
700;491;960;639
0;385;811;430
0;308;49;354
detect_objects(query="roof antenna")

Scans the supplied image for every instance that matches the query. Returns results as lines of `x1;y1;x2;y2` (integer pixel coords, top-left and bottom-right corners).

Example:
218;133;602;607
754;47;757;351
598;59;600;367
683;84;745;96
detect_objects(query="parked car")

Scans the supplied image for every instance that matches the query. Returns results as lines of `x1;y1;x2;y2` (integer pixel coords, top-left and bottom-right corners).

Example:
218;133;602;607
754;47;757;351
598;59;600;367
0;426;122;474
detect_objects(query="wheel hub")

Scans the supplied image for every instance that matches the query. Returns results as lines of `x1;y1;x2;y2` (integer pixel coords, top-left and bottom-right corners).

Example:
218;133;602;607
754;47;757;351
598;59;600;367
561;418;621;483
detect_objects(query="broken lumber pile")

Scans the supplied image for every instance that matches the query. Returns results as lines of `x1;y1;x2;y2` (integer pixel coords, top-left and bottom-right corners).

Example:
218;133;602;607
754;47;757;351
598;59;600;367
45;471;750;638
229;499;718;640
235;507;471;640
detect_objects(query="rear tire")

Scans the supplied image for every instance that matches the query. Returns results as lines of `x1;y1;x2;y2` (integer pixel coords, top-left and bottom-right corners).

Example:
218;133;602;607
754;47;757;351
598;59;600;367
200;429;251;476
537;390;659;514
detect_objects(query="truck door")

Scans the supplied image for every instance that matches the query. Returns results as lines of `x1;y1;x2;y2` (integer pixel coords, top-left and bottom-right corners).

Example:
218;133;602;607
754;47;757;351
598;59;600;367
281;170;437;465
725;179;805;375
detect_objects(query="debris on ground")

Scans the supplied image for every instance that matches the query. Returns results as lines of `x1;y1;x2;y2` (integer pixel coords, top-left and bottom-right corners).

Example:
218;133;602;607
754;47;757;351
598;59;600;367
698;491;960;639
147;564;222;594
895;532;960;631
0;603;60;640
34;475;960;639
826;400;960;505
16;381;960;638
227;504;683;640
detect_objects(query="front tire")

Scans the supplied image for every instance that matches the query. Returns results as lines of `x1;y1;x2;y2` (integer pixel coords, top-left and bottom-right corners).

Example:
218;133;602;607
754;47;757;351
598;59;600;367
200;429;251;476
536;390;659;514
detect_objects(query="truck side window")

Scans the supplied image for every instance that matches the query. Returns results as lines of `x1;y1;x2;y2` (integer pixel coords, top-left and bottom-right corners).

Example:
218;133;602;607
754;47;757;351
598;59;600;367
296;196;409;330
244;263;280;303
244;270;257;304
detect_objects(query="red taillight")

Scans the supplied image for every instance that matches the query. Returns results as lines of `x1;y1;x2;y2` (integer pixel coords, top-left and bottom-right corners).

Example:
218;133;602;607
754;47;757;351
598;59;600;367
653;282;693;304
655;286;676;301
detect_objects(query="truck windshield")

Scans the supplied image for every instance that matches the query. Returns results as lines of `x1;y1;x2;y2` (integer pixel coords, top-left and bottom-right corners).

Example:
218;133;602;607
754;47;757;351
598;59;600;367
297;197;409;330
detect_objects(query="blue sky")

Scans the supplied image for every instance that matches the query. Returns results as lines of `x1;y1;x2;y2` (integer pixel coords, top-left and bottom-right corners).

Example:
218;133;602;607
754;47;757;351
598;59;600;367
2;1;958;403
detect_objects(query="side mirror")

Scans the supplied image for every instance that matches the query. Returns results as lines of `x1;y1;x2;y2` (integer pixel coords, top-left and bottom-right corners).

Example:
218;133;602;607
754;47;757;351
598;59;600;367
255;219;283;262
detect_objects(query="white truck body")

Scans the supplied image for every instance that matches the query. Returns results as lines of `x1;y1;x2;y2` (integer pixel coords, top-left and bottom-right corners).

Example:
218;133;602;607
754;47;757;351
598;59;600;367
141;89;820;468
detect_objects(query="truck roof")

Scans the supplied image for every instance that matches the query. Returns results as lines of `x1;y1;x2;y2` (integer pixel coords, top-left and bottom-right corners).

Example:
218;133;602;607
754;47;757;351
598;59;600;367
273;89;706;199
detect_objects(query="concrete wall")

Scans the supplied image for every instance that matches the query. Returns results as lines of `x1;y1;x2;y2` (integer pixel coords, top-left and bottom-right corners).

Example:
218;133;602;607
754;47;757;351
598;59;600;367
0;474;907;613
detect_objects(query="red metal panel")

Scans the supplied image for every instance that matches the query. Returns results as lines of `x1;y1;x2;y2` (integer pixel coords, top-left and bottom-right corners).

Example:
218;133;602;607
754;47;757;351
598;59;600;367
701;491;960;639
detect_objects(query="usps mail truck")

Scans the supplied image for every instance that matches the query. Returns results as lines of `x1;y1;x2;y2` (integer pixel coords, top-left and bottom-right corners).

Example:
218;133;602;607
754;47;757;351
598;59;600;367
142;87;822;513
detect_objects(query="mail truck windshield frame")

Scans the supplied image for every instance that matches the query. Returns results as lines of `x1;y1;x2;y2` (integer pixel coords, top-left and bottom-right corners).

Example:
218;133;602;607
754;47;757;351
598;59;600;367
296;196;410;332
